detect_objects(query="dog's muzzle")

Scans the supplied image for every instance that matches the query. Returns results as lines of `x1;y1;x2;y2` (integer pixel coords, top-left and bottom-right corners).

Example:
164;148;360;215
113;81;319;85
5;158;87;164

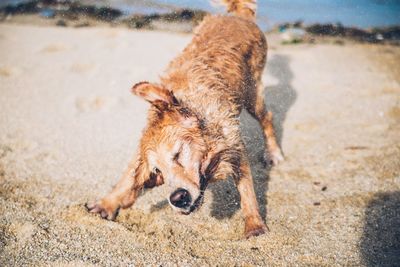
178;173;209;215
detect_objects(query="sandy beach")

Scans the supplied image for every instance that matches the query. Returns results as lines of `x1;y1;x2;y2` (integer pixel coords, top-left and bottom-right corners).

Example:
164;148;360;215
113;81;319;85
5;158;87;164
0;23;399;266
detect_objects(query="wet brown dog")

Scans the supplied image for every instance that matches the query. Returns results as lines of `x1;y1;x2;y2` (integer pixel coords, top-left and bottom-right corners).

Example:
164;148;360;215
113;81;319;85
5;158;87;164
86;0;284;238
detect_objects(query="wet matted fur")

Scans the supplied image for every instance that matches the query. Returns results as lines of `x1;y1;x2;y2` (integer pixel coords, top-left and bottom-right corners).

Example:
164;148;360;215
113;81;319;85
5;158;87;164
86;0;284;238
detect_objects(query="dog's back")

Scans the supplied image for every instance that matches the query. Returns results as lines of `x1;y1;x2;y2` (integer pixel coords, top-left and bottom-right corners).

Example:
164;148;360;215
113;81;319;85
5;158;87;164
161;0;266;119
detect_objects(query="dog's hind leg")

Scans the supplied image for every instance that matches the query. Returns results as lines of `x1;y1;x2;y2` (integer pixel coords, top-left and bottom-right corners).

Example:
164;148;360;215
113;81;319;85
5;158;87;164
245;81;284;165
235;155;268;238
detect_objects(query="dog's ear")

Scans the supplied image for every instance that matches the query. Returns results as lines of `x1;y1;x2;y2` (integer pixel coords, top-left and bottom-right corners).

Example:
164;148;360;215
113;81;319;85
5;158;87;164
202;150;223;178
131;81;178;110
201;148;241;181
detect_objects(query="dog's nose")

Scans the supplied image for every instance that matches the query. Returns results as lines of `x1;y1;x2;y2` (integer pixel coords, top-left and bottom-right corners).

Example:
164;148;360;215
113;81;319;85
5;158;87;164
169;188;192;208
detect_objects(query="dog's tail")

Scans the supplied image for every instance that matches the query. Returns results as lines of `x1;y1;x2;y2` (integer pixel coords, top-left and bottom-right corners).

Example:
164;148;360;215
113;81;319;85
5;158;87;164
215;0;257;20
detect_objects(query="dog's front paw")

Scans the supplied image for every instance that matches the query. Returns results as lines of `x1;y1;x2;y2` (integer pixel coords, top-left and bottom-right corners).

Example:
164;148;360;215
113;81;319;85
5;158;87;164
269;148;284;166
245;226;266;239
244;217;269;239
85;198;120;221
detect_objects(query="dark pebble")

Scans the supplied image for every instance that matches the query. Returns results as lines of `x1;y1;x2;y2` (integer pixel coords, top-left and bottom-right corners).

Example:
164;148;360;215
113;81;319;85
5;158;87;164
56;19;67;27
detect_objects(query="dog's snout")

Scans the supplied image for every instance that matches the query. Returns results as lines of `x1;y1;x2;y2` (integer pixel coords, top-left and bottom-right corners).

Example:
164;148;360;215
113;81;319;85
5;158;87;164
169;188;192;208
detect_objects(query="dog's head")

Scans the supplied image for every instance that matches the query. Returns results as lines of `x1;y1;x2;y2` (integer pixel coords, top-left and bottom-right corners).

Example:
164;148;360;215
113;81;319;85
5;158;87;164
131;82;226;214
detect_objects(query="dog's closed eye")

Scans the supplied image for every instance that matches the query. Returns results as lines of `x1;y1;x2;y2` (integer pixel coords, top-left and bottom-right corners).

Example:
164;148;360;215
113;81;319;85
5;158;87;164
172;144;184;166
173;152;183;167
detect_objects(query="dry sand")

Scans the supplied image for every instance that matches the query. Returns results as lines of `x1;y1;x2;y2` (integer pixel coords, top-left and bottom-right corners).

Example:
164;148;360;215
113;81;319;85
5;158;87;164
0;24;399;266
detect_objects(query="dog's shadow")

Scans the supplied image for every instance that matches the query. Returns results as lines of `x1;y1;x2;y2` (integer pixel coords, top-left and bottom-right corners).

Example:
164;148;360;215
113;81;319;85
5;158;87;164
208;54;297;221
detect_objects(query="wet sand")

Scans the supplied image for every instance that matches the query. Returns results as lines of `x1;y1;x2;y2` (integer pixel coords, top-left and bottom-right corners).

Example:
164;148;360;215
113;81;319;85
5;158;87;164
0;24;399;266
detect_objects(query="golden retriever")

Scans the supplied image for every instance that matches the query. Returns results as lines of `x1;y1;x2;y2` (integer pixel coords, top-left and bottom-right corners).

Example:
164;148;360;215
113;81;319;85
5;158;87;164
86;0;284;238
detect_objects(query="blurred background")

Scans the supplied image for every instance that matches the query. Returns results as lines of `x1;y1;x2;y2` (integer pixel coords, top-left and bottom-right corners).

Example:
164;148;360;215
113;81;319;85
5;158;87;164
2;0;400;29
1;0;399;43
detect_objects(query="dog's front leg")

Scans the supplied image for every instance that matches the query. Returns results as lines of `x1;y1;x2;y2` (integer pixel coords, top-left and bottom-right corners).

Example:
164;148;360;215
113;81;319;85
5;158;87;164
86;153;153;220
236;158;267;238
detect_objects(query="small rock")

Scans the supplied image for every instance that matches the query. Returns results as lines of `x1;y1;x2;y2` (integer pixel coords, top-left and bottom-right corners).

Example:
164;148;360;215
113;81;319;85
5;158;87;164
56;19;67;27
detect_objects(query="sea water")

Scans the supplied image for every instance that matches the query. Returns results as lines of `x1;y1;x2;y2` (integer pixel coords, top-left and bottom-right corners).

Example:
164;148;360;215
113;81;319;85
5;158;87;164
2;0;399;30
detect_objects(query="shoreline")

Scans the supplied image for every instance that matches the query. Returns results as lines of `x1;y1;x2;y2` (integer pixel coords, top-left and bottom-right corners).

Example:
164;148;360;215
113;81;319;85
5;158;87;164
1;0;400;45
